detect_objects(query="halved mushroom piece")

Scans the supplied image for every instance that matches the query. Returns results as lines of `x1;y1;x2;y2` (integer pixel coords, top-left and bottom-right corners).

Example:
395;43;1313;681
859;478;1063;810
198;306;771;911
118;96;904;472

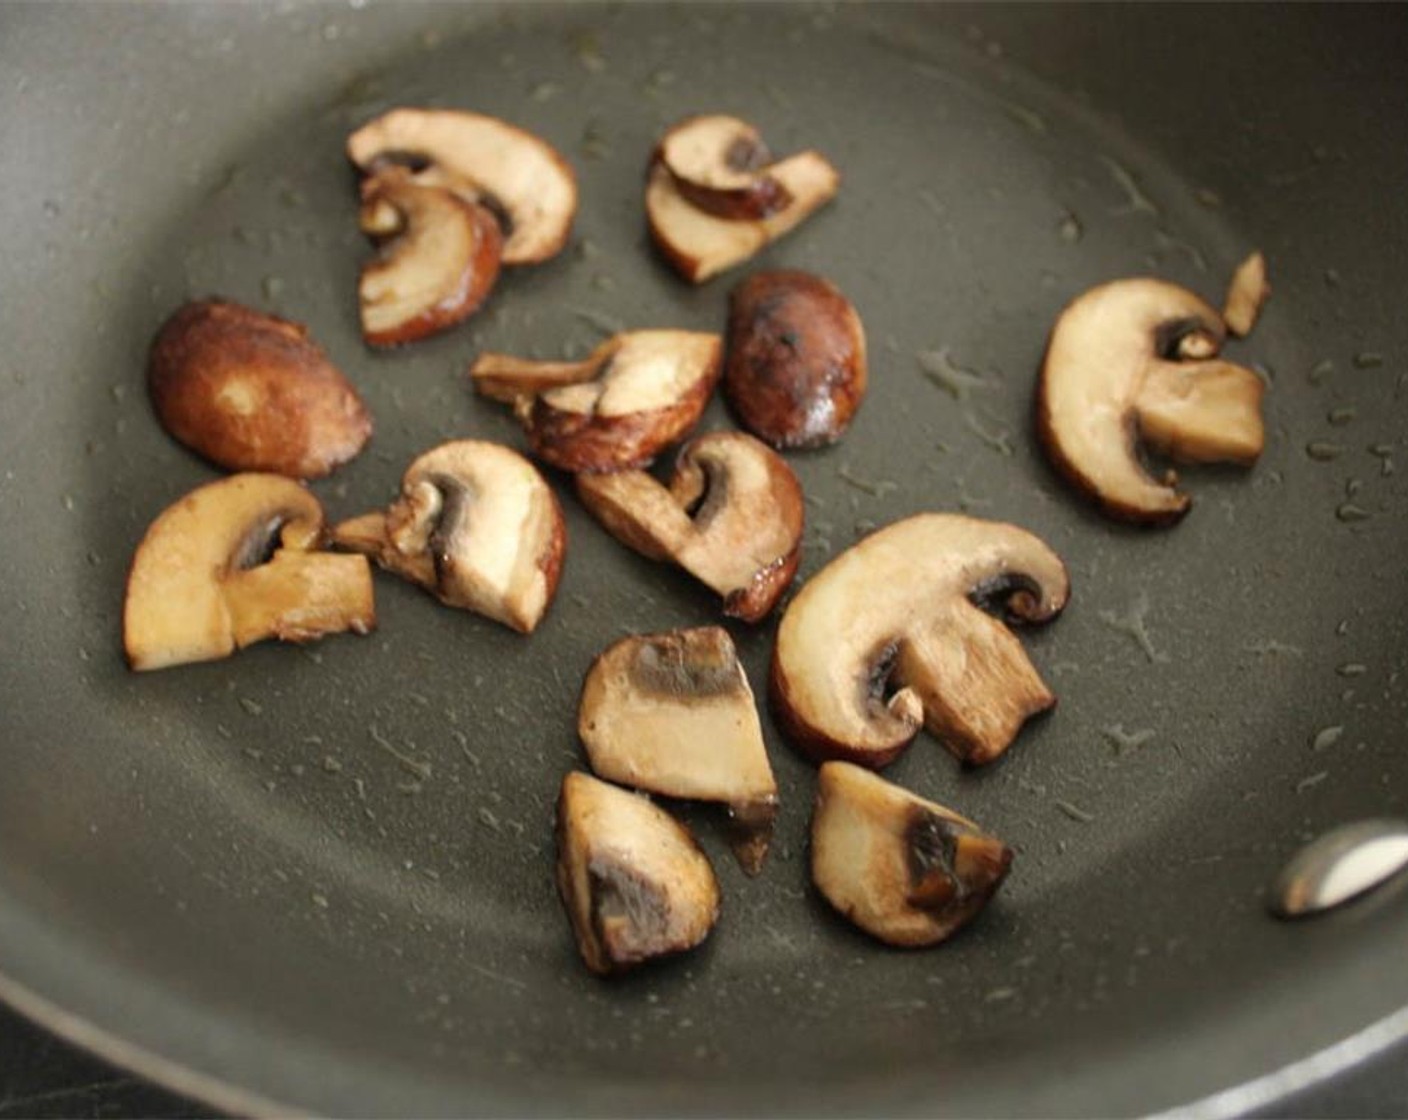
576;431;803;622
771;514;1069;769
331;440;564;633
148;299;372;479
724;270;867;449
469;331;722;472
812;761;1013;948
1223;251;1271;338
124;474;375;671
347;107;577;265
1037;275;1267;525
646;114;840;284
357;166;503;346
556;771;721;976
579;628;778;874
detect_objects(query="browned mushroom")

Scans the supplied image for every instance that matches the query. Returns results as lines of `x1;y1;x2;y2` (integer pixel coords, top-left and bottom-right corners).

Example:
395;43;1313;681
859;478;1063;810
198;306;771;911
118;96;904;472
578;627;778;874
555;771;721;976
770;514;1069;769
347;107;578;265
811;761;1013;948
124;473;375;671
331;440;563;633
645;114;840;284
147;300;371;479
468;331;722;472
1037;275;1267;525
724;270;867;449
576;431;803;622
357;167;503;346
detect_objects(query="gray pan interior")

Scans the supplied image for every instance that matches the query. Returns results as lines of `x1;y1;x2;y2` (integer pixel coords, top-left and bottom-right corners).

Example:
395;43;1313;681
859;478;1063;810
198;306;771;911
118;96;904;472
2;3;1407;1116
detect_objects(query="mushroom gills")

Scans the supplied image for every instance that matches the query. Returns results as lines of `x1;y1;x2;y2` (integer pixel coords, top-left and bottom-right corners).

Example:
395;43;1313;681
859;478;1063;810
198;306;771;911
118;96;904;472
332;440;563;634
578;627;779;874
555;772;720;975
124;474;375;671
811;761;1013;947
576;431;804;622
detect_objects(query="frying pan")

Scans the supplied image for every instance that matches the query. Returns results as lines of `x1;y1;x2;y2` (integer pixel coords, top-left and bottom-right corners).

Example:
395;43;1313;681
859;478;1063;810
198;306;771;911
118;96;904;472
3;2;1406;1115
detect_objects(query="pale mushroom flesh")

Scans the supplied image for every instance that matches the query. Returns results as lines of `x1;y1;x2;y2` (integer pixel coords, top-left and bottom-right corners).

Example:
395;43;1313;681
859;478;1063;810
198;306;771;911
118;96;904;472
578;627;778;874
812;761;1013;947
124;473;375;671
576;430;804;622
1038;276;1266;525
555;771;721;975
771;514;1069;768
332;440;564;633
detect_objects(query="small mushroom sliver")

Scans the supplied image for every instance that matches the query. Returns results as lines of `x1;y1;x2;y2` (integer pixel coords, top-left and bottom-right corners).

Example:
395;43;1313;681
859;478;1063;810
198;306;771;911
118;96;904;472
124;474;375;671
332;440;564;634
1038;270;1268;525
556;771;721;976
771;513;1069;768
812;762;1013;948
470;331;722;472
578;627;779;874
576;432;804;622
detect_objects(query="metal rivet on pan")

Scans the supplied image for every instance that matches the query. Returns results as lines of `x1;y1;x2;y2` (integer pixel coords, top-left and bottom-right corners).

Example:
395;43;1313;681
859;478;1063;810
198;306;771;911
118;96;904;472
1272;819;1408;918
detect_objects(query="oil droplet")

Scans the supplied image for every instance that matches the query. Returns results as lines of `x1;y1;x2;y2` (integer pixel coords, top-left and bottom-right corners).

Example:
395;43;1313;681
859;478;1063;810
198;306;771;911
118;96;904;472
1311;726;1344;751
1328;406;1357;426
1352;352;1384;370
1305;441;1343;461
1335;503;1371;523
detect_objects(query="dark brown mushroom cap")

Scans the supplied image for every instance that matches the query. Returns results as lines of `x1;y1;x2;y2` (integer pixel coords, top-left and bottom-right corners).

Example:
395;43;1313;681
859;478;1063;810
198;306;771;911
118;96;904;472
1037;276;1266;525
724;269;867;449
148;300;371;479
811;761;1013;947
555;771;721;975
770;514;1068;769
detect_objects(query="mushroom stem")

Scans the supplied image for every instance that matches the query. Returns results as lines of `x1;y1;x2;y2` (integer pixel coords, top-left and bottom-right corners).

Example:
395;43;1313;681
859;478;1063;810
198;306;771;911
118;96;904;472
223;549;375;647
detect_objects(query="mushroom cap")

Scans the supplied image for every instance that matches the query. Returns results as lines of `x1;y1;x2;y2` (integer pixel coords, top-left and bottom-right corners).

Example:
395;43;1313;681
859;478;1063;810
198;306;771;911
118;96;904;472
578;627;777;872
724;269;868;449
1037;277;1266;525
471;331;723;472
124;473;374;671
358;167;503;347
555;771;721;975
656;114;792;219
811;761;1013;947
645;150;840;284
771;514;1069;768
332;440;564;633
347;107;577;265
576;430;805;622
148;300;372;480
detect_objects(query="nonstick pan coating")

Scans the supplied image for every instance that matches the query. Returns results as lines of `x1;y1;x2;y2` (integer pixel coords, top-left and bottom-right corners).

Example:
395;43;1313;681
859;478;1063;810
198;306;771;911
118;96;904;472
2;3;1406;1115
